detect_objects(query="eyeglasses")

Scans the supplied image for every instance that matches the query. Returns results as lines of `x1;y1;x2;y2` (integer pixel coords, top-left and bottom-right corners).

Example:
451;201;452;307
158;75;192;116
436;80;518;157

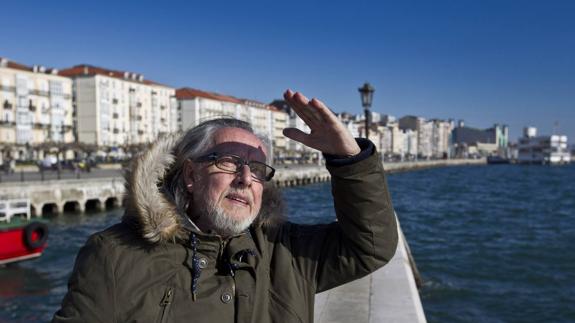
195;153;275;182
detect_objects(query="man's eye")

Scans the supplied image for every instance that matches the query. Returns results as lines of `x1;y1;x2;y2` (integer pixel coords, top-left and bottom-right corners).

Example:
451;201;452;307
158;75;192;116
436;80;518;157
250;164;266;177
218;157;239;170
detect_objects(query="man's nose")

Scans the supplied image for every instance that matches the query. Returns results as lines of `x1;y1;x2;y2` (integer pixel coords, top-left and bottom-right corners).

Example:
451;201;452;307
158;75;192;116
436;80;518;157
233;164;253;187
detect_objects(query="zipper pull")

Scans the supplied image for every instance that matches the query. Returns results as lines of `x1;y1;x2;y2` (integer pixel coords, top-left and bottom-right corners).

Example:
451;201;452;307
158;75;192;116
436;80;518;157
160;288;173;306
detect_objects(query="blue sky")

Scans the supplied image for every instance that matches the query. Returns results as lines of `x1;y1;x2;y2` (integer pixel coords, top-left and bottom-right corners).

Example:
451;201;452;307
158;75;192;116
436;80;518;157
1;0;573;142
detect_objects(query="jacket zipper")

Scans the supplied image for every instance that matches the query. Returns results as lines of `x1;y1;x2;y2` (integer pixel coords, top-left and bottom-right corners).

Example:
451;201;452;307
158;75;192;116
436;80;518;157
158;287;174;323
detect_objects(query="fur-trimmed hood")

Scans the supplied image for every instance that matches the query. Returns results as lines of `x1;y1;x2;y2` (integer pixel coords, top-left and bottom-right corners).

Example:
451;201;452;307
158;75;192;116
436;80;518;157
122;134;284;245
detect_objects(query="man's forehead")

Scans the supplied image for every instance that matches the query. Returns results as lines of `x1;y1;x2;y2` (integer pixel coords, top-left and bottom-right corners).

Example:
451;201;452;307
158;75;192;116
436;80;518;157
210;128;267;160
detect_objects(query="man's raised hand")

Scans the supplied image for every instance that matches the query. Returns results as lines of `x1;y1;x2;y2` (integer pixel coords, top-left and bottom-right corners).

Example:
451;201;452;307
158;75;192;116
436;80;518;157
282;89;361;156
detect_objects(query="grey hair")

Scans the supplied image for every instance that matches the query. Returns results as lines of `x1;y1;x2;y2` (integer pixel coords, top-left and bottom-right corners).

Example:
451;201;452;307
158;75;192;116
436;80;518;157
161;117;271;217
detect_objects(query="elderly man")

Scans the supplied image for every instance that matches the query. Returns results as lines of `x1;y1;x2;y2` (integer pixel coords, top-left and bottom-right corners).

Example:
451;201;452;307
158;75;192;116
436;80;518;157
53;90;398;322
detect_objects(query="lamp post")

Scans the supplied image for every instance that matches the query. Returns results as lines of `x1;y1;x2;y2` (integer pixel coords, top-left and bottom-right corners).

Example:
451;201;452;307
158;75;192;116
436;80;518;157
358;82;375;139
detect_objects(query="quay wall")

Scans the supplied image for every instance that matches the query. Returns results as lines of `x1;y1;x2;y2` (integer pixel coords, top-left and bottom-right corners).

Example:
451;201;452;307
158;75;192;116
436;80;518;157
314;215;427;323
0;158;485;216
275;158;486;187
0;177;124;215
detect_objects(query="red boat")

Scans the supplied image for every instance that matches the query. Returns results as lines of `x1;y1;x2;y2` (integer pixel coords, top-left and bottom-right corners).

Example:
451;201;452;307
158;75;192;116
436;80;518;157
0;198;49;265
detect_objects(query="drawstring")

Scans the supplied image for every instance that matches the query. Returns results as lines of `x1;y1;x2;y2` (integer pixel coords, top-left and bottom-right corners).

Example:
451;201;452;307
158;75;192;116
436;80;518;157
228;249;256;277
190;233;201;301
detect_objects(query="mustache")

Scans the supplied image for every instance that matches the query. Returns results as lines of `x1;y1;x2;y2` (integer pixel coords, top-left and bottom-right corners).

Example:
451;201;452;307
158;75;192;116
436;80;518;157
224;188;254;205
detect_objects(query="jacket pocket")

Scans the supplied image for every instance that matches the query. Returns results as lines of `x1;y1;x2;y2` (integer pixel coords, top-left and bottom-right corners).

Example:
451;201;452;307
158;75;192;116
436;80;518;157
156;287;174;323
268;289;303;323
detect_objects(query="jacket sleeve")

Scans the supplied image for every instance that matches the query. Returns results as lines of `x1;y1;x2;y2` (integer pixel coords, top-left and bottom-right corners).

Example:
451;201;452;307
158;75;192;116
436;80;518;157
288;142;398;293
52;234;116;323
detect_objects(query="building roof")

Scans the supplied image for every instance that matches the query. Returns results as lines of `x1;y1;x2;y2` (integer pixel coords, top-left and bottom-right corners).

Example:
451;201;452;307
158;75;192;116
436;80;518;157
0;57;60;74
58;64;172;88
177;88;285;113
176;87;243;104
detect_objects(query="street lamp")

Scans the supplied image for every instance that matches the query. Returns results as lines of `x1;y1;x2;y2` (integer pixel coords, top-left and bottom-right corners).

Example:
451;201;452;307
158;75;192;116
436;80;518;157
358;82;375;139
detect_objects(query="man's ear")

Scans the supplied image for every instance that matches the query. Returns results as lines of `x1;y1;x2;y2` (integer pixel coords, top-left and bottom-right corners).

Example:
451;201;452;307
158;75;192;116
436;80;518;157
183;160;196;193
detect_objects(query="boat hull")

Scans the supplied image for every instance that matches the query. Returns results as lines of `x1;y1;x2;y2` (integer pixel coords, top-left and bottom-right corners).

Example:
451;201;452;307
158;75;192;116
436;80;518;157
0;222;48;266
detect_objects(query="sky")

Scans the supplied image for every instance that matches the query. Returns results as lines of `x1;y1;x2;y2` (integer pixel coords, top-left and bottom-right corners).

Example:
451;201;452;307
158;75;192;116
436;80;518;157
1;0;574;143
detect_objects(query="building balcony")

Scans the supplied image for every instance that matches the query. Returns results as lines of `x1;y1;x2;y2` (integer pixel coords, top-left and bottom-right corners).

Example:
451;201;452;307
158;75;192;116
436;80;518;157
30;89;50;97
0;85;16;93
0;120;16;126
33;123;50;129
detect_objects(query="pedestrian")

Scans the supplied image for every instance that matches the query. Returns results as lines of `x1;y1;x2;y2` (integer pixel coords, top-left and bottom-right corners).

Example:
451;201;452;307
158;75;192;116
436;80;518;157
52;90;398;322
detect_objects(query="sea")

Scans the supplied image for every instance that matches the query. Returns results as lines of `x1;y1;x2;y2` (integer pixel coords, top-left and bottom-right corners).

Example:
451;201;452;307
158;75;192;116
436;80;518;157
1;163;574;322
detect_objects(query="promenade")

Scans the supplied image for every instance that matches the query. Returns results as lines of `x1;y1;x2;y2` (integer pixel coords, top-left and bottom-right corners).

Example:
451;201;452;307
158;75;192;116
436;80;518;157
314;217;426;323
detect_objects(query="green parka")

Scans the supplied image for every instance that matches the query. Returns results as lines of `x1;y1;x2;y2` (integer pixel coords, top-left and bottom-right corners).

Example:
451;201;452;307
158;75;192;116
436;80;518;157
52;136;398;323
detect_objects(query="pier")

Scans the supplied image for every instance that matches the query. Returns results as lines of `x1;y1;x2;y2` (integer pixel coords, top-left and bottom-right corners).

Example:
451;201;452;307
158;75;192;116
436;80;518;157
0;177;124;216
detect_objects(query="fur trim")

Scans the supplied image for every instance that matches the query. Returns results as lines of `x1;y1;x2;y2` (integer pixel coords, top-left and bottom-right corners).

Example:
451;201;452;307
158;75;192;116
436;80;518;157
123;134;181;244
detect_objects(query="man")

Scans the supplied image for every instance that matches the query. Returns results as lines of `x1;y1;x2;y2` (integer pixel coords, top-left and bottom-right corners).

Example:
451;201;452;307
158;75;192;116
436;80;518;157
53;90;398;322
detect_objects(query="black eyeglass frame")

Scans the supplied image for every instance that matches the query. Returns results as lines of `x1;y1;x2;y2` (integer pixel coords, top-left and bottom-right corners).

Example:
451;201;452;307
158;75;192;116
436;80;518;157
194;152;276;182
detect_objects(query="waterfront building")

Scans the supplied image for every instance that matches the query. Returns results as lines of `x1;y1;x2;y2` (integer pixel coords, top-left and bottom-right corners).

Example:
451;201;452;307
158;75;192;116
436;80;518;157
344;120;360;139
517;127;570;164
176;87;243;130
335;112;360;138
380;114;397;126
431;119;454;159
0;57;74;162
269;105;289;164
399;116;433;159
241;98;289;163
371;111;381;123
358;123;383;154
178;91;291;164
389;122;406;160
403;129;418;159
452;121;509;157
378;125;393;159
271;100;321;164
59;65;177;155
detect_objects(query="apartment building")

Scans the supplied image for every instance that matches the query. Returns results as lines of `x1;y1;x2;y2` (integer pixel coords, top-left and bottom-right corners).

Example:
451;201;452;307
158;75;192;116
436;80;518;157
269;99;321;163
452;121;509;157
59;65;176;150
268;105;289;163
431;119;454;159
177;89;290;164
0;57;74;162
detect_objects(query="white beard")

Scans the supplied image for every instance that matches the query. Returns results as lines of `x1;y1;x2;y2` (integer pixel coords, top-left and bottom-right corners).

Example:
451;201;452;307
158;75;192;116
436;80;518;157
204;201;257;237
